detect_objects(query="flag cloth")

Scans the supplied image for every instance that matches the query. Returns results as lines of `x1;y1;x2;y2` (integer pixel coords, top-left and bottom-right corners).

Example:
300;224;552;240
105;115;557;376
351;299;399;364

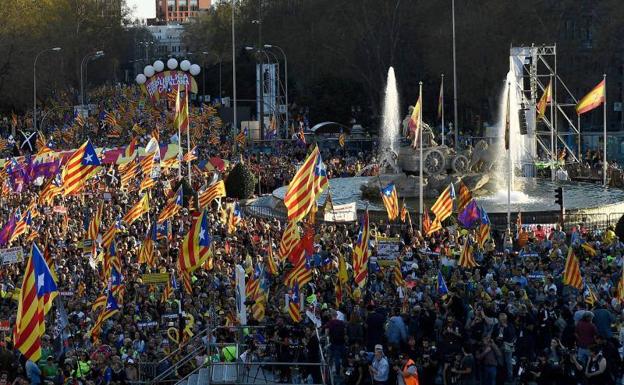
408;97;422;137
14;243;58;362
458;200;480;228
437;271;449;296
431;185;454;223
266;238;279;276
338;132;346;148
183;146;198;162
288;281;302;323
438;80;444;119
457;181;472;213
91;294;107;312
227;203;242;234
427;218;442;235
120;161;140;190
584;284;598;306
422;208;432;235
458;238;478;268
90;290;119;339
101;217;121;249
61;140;101;195
138;224;157;266
124;137;138;159
380;183;400;221
122;194;149;225
279;221;300;261
537;80;552;120
283;146;328;222
400;200;408;223
161;280;173;303
284;257;312;287
158;187;183;223
617;267;624;303
576;79;605;115
140;152;156;177
198;180;226;208
87;202;104;240
179;209;212;272
10;211;31;242
174;86;190;134
563;248;583;289
353;211;370;288
477;206;491;249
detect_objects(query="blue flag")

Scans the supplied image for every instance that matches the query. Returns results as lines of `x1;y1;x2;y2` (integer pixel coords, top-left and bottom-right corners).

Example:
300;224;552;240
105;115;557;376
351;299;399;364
32;243;58;297
437;271;449;296
458;200;480;228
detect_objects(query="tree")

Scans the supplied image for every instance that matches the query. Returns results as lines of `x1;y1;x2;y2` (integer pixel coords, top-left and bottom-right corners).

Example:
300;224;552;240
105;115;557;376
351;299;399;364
225;161;257;200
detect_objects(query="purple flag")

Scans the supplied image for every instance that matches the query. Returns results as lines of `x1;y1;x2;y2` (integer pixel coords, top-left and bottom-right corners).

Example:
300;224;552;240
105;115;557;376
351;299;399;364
0;214;17;246
458;200;480;228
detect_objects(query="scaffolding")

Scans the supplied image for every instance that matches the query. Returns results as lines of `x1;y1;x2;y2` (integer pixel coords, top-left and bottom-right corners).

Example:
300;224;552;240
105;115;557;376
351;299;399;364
510;44;581;166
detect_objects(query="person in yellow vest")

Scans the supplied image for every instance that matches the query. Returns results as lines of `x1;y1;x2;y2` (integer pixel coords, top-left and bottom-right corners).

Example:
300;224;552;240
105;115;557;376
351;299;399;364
394;354;419;385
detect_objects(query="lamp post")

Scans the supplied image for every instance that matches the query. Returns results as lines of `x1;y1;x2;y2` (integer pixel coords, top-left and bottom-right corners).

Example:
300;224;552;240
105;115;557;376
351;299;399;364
202;51;222;101
264;44;288;137
231;0;238;145
80;51;105;108
33;47;61;131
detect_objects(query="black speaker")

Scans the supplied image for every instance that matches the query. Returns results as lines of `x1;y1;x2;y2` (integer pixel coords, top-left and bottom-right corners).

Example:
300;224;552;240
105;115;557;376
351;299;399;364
518;104;528;135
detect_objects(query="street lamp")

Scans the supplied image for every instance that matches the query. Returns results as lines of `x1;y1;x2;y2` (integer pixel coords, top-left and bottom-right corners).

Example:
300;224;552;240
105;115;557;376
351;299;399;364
264;44;288;136
33;47;61;131
80;51;105;108
202;52;222;100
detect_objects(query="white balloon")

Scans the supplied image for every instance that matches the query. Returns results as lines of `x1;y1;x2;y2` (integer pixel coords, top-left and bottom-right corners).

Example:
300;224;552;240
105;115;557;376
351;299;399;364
189;64;201;76
153;60;165;72
180;60;191;71
143;65;155;77
135;74;147;84
167;58;178;70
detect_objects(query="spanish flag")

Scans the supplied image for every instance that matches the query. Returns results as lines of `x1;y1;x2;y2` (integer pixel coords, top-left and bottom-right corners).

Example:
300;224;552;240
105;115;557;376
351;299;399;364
537;80;552;120
576;79;605;115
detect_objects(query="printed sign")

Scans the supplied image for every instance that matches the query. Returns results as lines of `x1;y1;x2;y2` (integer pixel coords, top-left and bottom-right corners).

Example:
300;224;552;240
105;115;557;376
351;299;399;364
53;206;67;214
0;320;9;332
323;202;357;222
0;247;23;265
376;237;401;266
141;273;170;284
144;70;199;100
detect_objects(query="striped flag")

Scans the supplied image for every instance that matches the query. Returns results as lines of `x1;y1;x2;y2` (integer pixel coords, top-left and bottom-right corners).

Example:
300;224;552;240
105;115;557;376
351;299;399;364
422;208;432;234
90;290;119;339
353;210;370;288
430;184;454;223
158;187;183;223
392;265;405;287
427;218;442;235
35;131;53;157
91;294;107;312
283;146;329;222
584;284;598;306
156;220;170;241
10;211;31;242
236;129;247;146
181;271;193;294
408;96;422;140
288;281;302;323
198;180;226;208
179;209;212;272
477;206;490;249
380;183;399;221
120;161;140;190
279;221;300;261
139;176;156;191
284;257;312;287
140;153;156;177
61;140;101;195
457;181;472;213
400;200;408;223
14;243;58;362
537;80;552;120
104;111;118;127
266;236;279;275
227;202;242;234
101;217;121;249
576;79;605;115
338;132;346;148
458;238;478;268
87;202;104;240
161;279;173;302
138;224;157;266
122;194;150;225
563;248;583;289
124;137;138;159
174;87;190;134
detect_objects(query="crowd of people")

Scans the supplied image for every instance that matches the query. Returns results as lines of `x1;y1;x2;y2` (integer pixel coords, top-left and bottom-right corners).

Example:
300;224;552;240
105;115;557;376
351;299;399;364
0;84;622;385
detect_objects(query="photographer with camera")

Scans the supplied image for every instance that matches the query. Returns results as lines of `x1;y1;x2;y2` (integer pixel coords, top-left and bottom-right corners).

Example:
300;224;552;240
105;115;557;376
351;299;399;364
369;345;389;385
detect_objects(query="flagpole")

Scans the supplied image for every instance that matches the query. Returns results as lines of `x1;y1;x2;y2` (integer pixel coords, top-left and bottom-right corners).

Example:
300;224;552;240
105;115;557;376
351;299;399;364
451;0;458;149
549;74;555;181
186;87;192;185
418;81;424;231
441;74;445;146
177;85;182;180
603;73;607;187
506;82;511;231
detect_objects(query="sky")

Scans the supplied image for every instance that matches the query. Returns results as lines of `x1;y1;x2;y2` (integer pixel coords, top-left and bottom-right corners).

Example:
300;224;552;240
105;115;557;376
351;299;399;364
126;0;156;20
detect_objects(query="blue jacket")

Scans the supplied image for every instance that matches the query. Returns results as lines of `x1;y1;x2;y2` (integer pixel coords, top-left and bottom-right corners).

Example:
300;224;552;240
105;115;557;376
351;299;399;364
26;360;41;385
385;315;408;345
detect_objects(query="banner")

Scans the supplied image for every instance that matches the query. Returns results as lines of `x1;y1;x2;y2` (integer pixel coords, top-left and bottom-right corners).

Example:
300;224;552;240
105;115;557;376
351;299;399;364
0;247;24;265
323;202;357;222
375;237;401;266
144;70;199;100
235;265;247;326
141;273;170;284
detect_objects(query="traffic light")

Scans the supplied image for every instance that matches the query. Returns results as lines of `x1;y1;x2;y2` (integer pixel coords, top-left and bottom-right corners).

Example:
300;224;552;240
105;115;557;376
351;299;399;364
554;187;564;207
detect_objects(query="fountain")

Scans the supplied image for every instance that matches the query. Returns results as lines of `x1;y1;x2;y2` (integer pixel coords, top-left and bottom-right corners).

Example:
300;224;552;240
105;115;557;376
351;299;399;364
255;67;624;228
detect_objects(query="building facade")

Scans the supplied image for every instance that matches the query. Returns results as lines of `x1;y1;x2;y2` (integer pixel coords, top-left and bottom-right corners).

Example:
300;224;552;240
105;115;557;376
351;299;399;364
154;0;211;23
147;24;187;56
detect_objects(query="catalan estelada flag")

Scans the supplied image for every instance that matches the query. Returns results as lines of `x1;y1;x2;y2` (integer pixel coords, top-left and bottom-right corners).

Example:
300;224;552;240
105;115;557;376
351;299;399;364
14;243;58;362
353;210;370;288
183;146;198;162
266;236;279;276
279;221;300;261
431;184;454;223
179;209;212;272
198;180;226;208
158;187;183;223
284;256;312;287
138;224;157;266
283;146;328;222
87;202;104;240
477;206;490;249
563;248;583;289
576;79;605;115
90;289;119;339
457;181;472;213
537;80;552;120
288;281;302;323
61;140;101;195
380;183;399;221
122;194;150;225
437;271;449;296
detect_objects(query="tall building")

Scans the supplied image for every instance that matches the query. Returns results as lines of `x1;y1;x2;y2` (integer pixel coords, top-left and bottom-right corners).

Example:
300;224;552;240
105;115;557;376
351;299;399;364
154;0;211;23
